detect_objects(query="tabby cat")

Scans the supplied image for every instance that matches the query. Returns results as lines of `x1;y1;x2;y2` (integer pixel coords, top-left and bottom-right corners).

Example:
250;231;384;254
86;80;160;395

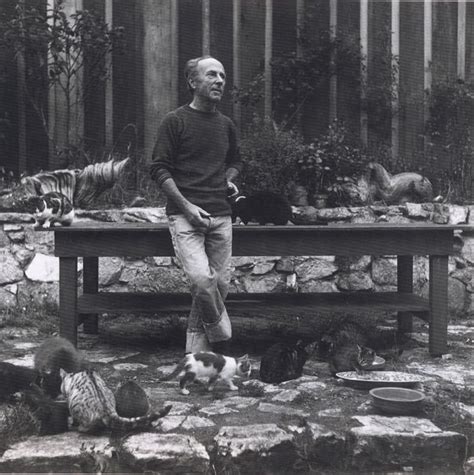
25;191;74;228
328;343;376;375
231;191;292;225
34;336;84;398
161;352;251;395
0;362;40;401
259;340;316;384
114;380;150;418
60;368;172;433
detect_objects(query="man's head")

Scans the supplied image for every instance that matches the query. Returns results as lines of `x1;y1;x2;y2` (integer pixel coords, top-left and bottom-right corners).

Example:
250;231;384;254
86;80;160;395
184;56;226;103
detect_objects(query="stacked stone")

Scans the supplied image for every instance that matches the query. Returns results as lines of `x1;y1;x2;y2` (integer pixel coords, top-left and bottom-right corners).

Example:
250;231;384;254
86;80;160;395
0;204;473;319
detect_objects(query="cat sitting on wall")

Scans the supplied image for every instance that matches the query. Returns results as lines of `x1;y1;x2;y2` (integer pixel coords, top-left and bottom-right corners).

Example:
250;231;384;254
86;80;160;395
230;190;293;225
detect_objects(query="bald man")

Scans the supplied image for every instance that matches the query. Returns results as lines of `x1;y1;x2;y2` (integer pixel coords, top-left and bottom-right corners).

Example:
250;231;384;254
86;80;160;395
150;56;241;354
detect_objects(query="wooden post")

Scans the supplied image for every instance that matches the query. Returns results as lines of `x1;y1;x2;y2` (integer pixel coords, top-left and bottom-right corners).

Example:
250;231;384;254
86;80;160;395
360;0;368;148
233;0;241;132
457;0;466;81
391;0;400;161
202;0;211;55
397;255;413;333
264;0;273;121
329;0;337;123
82;257;99;334
104;0;113;149
143;0;178;160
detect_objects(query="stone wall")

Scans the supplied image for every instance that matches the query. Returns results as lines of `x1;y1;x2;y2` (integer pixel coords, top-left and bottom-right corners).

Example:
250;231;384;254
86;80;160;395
1;204;473;318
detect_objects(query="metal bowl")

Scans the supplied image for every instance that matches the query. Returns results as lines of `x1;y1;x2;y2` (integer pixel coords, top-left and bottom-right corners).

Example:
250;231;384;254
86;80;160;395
370;387;425;415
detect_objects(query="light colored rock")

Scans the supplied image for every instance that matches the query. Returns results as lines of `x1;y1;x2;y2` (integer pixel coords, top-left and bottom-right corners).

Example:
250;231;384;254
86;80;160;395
257;402;309;417
298;381;327;393
199;405;238;416
4;224;23;232
295;257;337;281
7;231;25;243
0;228;9;246
4;354;35;367
99;257;123;286
252;260;276;275
271;389;301;402
25;254;59;282
449;205;468;225
122;207;167;223
85;349;139;364
0;212;33;223
348;415;467;471
12;246;34;267
317;207;352;221
215;424;295;458
0;432;111;473
337;272;374;291
120;433;209;473
112;363;148;371
318;408;343;417
406;362;474;386
0;249;23;284
163;401;195;416
181;416;215;430
243;274;283;293
462;236;474;265
405;203;430;219
371;257;397;286
152;256;173;266
155;415;185;432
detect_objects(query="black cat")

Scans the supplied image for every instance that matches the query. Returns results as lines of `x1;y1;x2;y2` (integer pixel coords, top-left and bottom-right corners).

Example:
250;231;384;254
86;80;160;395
231;191;293;225
0;362;40;401
259;340;316;384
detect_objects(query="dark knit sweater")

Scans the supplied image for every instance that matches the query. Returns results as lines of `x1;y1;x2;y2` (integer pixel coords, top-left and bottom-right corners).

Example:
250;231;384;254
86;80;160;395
150;105;242;216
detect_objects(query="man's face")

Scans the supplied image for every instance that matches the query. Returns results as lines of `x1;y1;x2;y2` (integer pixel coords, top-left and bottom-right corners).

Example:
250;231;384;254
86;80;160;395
191;58;226;103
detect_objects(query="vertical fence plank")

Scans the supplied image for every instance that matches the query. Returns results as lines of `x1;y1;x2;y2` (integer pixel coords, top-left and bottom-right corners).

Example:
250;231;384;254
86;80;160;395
202;0;210;55
264;0;273;121
329;0;337;122
391;0;400;161
232;0;241;132
105;0;113;149
16;0;27;173
457;1;466;80
143;0;177;159
360;0;368;147
424;0;432;136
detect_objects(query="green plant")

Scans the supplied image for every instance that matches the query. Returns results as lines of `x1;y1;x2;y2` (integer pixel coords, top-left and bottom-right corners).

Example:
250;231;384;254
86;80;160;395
238;116;302;197
0;0;125;164
296;120;369;199
424;79;474;203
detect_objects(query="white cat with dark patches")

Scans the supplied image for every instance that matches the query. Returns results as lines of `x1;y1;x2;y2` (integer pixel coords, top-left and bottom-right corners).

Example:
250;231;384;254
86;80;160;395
160;352;251;395
25;191;74;228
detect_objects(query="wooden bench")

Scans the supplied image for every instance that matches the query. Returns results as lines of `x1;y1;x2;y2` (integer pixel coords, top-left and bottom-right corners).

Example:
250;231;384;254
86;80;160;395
53;222;473;355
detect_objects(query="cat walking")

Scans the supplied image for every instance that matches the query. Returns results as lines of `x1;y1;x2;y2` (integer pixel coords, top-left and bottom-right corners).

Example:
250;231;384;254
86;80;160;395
25;191;74;228
160;352;251;395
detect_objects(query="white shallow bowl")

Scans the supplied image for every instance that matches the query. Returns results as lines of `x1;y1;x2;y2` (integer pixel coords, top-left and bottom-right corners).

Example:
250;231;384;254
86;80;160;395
370;387;425;415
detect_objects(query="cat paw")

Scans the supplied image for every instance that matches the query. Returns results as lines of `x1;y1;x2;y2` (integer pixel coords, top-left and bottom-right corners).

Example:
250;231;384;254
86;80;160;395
180;388;190;395
228;384;238;391
42;221;51;229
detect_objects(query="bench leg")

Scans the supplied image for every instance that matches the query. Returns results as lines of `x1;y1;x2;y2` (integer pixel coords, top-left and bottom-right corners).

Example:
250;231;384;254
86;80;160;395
82;257;99;334
59;257;78;346
429;255;448;356
397;255;413;334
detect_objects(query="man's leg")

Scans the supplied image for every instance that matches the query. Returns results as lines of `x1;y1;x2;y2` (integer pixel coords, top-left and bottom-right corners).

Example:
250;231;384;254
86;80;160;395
205;215;233;352
168;215;231;352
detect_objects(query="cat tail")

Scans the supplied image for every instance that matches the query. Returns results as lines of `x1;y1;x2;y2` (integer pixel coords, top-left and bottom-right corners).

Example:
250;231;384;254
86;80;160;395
107;404;172;431
158;360;185;381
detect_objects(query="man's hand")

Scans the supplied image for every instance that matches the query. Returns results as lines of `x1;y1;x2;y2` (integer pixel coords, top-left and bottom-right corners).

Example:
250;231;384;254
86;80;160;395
183;202;211;227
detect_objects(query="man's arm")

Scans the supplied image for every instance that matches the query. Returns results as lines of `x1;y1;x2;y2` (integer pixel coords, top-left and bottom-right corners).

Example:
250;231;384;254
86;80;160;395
160;178;210;227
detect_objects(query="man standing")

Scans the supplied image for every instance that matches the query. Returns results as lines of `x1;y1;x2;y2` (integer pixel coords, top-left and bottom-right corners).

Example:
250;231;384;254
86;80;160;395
150;56;241;354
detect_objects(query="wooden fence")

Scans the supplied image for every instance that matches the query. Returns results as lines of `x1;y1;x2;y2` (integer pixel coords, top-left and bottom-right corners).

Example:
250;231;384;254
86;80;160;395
0;0;473;198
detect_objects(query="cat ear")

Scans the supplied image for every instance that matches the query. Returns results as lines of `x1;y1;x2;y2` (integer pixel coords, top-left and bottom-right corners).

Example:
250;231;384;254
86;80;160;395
59;368;67;378
238;354;249;360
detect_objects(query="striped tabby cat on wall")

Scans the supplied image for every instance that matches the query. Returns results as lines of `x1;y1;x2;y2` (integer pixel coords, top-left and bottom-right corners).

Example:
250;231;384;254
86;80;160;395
60;368;172;433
